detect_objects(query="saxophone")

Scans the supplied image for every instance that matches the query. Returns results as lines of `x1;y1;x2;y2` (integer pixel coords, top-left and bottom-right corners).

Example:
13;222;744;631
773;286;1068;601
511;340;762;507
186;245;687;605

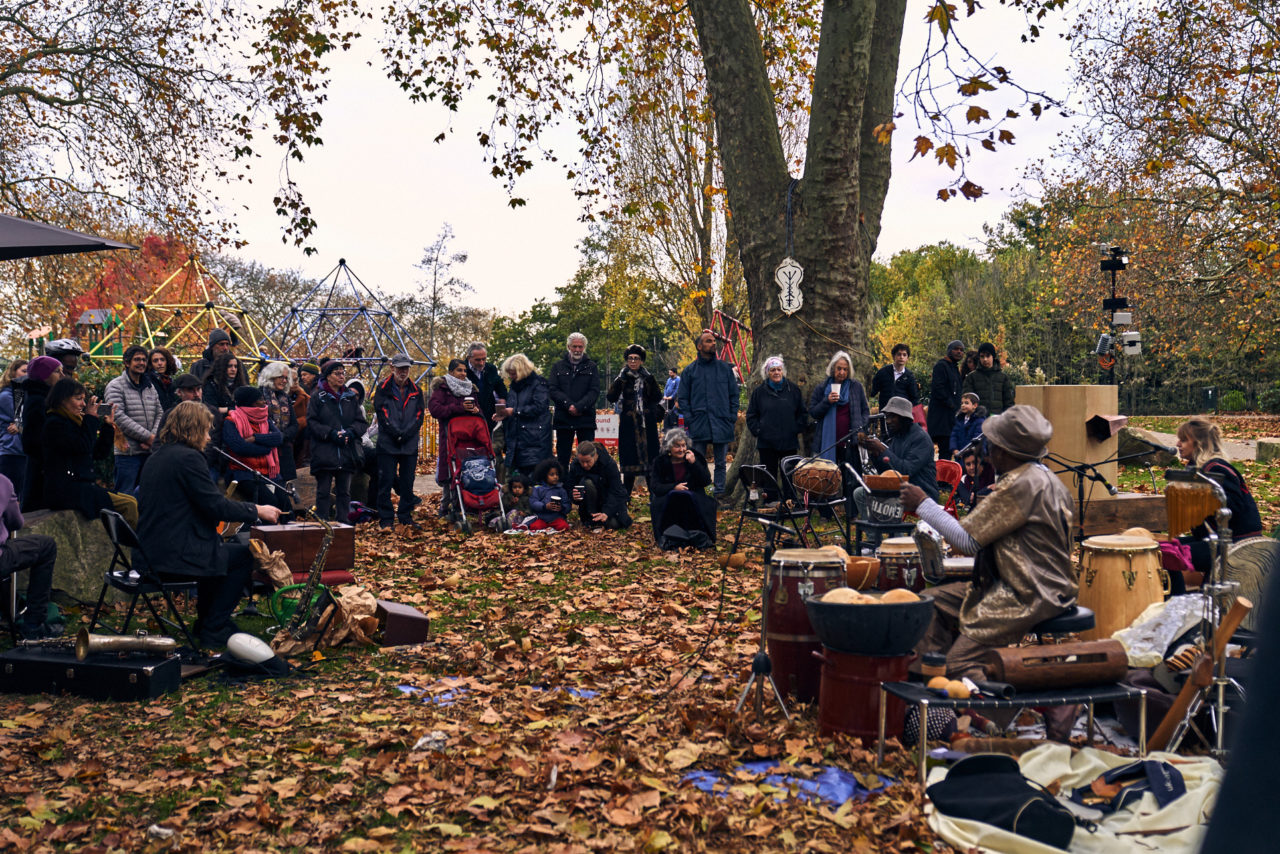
274;506;335;639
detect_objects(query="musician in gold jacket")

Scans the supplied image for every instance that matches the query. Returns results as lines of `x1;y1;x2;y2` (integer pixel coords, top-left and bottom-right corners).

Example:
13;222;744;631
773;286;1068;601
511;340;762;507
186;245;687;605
138;401;281;647
900;404;1077;680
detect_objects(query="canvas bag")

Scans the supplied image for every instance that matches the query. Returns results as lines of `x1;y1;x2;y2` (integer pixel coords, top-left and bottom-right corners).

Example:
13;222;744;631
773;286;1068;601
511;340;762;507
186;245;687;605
927;754;1080;850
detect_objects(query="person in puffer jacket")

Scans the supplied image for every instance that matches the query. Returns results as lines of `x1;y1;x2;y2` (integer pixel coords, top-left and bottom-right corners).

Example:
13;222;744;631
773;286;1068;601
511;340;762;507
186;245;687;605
528;457;570;532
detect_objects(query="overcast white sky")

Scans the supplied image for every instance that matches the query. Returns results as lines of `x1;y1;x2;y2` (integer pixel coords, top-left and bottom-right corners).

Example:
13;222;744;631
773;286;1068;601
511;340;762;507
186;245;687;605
222;5;1077;314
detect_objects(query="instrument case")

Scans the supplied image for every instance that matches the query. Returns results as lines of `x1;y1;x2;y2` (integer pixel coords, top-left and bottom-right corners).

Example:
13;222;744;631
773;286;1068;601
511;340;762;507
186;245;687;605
0;647;182;701
376;599;431;646
250;523;356;583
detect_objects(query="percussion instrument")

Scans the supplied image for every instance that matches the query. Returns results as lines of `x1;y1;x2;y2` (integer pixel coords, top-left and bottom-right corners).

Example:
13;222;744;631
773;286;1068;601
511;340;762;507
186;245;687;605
1076;535;1165;640
1223;537;1279;631
982;640;1128;690
813;647;912;739
1165;480;1219;537
766;549;846;703
876;537;926;592
846;557;879;590
866;490;904;523
942;557;974;580
791;457;842;498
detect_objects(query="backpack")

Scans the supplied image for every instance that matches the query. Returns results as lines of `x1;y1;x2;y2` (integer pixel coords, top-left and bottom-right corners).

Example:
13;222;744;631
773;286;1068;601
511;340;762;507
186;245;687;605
459;457;497;494
926;754;1081;850
659;524;713;551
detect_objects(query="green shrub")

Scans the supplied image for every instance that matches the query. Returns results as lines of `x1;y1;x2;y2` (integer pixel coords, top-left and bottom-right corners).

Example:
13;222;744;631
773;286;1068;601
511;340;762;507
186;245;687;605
1258;384;1280;414
1221;389;1248;412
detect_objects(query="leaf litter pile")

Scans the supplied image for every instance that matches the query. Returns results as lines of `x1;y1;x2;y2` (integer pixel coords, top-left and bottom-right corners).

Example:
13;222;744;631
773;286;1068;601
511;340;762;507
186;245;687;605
0;494;941;852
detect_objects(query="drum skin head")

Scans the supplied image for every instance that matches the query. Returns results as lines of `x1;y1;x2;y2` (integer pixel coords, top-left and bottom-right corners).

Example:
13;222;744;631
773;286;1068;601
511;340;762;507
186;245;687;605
1084;535;1158;550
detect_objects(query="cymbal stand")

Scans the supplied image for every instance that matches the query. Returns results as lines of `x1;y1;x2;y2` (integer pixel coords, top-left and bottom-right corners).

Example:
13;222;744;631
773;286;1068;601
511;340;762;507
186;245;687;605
734;521;793;723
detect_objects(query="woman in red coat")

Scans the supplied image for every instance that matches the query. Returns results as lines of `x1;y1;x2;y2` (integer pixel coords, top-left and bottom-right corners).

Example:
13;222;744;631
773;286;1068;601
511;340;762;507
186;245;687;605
427;359;481;510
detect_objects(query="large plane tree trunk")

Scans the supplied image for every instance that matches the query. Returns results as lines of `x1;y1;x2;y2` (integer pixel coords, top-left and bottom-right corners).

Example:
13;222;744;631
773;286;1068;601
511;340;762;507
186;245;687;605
688;0;907;493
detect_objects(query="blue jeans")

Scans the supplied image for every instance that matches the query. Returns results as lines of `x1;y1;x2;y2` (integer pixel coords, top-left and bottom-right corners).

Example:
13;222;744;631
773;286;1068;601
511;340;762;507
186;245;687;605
113;454;147;494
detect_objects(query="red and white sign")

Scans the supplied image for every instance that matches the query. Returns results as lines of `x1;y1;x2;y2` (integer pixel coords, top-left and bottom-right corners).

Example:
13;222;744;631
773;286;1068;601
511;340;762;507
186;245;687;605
594;410;619;451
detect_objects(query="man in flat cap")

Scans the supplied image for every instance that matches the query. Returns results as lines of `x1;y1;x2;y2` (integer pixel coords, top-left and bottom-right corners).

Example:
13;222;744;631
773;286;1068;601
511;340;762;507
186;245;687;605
900;404;1077;682
855;395;938;523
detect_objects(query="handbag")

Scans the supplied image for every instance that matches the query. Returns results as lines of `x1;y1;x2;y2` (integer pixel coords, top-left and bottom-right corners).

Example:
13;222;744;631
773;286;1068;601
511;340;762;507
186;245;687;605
927;754;1080;850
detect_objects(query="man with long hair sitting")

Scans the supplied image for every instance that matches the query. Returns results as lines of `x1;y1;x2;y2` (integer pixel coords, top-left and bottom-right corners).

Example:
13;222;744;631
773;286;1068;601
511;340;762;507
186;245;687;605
138;401;281;646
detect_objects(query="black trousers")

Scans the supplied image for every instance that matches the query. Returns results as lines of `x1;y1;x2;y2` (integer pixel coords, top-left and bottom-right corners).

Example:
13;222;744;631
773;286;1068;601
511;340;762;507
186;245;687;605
555;426;596;467
314;470;352;522
377;453;417;524
161;541;253;636
932;435;951;459
1;534;56;630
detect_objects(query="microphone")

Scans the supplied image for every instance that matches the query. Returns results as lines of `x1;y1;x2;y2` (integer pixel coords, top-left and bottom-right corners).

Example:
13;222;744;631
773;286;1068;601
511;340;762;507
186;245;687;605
956;435;983;457
1086;468;1119;495
1137;437;1178;456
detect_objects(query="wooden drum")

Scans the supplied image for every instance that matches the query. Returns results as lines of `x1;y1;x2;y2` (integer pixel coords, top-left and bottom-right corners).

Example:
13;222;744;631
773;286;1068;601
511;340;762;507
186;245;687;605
1077;535;1165;640
877;537;925;592
792;458;842;498
766;549;846;703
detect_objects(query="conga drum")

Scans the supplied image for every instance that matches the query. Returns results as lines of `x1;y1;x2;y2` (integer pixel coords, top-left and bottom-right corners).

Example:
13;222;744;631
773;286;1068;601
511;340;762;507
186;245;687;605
766;549;846;703
1077;535;1165;640
791;458;842;499
877;537;925;592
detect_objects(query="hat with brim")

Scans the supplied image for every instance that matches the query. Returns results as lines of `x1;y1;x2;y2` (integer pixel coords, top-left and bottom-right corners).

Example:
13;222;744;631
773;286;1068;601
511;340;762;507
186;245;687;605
173;373;201;390
881;396;914;419
983;404;1053;460
390;353;412;368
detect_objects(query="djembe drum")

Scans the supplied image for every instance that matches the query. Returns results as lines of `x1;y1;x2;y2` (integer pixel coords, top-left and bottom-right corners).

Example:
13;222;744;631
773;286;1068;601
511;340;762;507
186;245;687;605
1165;480;1220;537
1076;535;1165;640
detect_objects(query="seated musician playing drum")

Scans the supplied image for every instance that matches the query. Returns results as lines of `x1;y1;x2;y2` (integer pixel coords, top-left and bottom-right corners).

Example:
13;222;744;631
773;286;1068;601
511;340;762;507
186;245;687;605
899;404;1077;681
138;401;281;647
1174;417;1263;576
854;396;938;521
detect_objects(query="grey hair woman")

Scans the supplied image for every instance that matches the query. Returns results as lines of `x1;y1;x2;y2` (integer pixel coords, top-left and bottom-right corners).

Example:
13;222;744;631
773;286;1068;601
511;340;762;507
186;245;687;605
808;350;870;467
661;426;690;454
746;354;807;502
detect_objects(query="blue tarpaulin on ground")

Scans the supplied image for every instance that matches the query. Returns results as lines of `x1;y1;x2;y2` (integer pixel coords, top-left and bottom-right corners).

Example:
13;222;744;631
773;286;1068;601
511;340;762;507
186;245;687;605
683;761;894;805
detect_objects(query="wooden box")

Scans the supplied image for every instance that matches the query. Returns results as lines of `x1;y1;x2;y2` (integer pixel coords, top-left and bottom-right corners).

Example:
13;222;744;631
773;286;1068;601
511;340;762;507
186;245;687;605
250;523;356;578
376;599;430;646
1017;385;1120;502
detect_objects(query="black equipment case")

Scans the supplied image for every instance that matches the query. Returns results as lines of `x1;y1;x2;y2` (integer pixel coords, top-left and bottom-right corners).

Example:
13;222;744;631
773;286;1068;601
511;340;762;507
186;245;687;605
0;648;182;701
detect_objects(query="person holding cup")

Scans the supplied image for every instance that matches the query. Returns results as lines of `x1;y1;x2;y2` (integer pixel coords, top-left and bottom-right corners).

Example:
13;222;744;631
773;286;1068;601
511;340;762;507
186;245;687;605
428;358;480;516
41;378;138;527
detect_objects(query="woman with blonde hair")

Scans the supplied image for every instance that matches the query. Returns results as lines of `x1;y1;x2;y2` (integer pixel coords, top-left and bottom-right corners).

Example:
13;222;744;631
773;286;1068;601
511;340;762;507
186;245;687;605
140;400;281;646
1175;417;1262;574
498;353;552;476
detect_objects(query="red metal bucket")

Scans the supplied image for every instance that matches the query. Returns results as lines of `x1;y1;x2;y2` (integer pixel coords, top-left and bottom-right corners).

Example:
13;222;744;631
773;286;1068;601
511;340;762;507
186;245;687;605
814;648;913;739
765;550;845;703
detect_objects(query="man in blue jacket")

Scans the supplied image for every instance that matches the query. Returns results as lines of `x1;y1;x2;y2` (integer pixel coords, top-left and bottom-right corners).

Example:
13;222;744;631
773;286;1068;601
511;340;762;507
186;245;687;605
677;330;739;497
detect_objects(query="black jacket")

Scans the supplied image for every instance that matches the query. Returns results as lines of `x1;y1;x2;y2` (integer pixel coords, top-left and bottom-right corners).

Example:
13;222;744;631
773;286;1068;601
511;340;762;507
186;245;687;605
307;383;369;472
373;375;425;455
43;412;117;520
504;373;553;472
18;380;50;510
927;357;963;438
746;379;809;451
548;353;601;428
566;448;631;523
870;422;939;501
465;361;509;428
869;364;919;409
138;442;258;578
650;447;712;498
962;365;1016;415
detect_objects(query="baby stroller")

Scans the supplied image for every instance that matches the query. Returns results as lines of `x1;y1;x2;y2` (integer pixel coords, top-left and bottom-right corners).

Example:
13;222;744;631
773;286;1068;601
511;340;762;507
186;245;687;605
444;414;505;534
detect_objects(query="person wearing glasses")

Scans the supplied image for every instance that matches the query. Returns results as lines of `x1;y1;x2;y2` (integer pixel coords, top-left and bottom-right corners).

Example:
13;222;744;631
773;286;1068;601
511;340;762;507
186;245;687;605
306;361;368;522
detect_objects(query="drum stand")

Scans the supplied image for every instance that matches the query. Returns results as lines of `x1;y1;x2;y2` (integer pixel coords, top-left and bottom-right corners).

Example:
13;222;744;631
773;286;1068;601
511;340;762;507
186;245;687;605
1164;496;1248;757
735;558;790;723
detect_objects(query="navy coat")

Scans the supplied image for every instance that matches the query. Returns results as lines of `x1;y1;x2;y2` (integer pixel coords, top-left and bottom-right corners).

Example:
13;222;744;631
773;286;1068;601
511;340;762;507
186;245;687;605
676;356;739;444
504;373;553;472
927;357;963;439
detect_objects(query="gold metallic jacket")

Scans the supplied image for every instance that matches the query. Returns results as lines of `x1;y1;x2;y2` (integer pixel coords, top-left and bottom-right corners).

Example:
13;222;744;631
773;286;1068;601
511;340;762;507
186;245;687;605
959;461;1077;645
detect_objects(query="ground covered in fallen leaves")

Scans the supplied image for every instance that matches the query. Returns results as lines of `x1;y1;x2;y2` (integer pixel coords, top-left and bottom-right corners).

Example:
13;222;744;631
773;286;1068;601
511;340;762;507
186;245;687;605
0;492;942;853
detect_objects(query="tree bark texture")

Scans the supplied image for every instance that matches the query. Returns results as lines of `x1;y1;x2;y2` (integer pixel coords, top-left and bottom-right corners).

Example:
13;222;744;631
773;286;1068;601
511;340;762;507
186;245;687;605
689;0;906;493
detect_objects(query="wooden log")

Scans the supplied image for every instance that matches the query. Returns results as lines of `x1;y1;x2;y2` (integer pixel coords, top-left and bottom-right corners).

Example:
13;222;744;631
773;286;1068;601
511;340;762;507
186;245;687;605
1080;493;1167;537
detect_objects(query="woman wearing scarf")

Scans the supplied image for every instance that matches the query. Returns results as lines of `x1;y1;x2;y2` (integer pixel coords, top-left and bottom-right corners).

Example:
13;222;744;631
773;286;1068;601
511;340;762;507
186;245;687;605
202;352;244;416
223;385;285;506
807;350;870;469
306;361;368;522
427;359;479;514
258;362;299;484
42;378;138;527
746;355;809;503
148;347;180;412
606;344;662;497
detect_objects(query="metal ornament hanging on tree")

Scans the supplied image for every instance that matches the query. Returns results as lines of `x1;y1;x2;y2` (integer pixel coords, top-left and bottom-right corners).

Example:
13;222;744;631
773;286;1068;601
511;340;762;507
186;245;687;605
775;256;804;315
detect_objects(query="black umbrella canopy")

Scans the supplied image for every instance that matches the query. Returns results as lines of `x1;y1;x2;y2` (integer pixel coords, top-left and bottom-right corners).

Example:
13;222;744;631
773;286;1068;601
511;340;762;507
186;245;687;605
0;212;136;261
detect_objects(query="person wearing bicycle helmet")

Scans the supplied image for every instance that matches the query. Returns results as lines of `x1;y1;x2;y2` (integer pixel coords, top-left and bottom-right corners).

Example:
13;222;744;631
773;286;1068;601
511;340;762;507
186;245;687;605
44;339;84;375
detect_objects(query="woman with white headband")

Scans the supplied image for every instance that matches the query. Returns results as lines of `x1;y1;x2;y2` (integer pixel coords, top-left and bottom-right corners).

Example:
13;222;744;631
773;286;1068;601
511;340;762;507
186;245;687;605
745;355;809;504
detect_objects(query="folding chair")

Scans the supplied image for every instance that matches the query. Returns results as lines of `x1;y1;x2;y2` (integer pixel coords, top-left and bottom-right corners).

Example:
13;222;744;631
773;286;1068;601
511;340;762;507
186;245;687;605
87;509;201;650
0;571;18;643
936;459;963;518
780;455;852;549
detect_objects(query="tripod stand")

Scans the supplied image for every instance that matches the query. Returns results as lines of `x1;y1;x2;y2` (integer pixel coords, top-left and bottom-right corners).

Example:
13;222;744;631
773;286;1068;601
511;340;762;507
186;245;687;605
734;515;798;722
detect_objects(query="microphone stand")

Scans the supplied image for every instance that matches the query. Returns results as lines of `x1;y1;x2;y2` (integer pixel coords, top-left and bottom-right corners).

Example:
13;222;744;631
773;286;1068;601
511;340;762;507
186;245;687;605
210;447;298;618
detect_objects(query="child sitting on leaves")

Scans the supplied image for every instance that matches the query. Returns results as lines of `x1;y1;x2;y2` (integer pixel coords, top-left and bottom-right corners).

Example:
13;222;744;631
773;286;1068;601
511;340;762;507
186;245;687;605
489;472;534;532
528;458;571;532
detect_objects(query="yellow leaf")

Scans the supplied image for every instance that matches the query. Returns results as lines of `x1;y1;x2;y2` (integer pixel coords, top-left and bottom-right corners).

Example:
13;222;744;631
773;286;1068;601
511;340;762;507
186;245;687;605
644;829;674;851
340;839;381;852
639;774;673;793
425;823;464;836
468;795;501;809
664;745;700;769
